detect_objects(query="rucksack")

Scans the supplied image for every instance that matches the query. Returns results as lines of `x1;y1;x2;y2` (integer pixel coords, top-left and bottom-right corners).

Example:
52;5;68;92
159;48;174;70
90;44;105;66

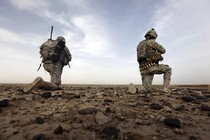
39;39;66;63
39;39;55;63
137;40;163;64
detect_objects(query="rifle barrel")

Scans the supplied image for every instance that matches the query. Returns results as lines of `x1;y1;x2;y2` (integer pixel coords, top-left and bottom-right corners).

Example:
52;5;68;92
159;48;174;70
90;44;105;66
50;26;53;40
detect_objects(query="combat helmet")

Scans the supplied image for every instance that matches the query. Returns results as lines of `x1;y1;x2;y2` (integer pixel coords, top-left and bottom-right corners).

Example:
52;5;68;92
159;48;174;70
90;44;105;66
144;28;158;39
56;36;66;42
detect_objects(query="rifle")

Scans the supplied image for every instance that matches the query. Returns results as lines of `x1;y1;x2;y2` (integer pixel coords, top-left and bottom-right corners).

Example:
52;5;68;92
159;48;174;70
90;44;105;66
50;26;53;40
37;26;54;71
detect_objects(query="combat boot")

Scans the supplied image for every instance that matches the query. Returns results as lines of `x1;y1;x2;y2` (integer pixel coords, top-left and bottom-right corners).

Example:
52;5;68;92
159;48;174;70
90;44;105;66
23;77;45;93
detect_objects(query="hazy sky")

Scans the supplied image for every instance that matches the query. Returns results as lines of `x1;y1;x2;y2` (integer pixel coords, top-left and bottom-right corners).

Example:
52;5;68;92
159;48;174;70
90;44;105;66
0;0;209;85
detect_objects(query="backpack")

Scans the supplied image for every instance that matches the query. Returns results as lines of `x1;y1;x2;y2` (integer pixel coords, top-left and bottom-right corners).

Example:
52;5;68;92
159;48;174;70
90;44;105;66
39;39;55;63
39;39;66;63
147;50;162;63
137;40;163;64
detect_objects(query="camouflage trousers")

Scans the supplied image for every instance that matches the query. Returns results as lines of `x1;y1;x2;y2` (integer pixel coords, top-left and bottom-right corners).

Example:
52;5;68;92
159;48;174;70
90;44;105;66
43;61;63;86
139;64;172;92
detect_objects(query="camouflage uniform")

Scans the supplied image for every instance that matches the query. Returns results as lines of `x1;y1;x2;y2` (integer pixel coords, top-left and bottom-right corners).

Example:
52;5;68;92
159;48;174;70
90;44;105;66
137;29;172;93
42;36;72;88
24;36;72;93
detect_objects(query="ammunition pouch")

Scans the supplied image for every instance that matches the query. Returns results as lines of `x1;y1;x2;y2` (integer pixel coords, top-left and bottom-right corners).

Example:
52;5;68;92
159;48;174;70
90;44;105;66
140;61;156;71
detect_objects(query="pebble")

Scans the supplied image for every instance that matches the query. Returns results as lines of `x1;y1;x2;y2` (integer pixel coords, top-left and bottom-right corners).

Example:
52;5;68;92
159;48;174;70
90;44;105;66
95;111;111;125
123;132;143;140
150;103;163;110
127;83;138;94
174;128;184;134
156;115;166;123
79;107;97;114
181;96;196;102
0;98;9;107
35;117;45;124
175;105;187;111
100;126;120;139
25;94;35;101
53;125;64;135
189;135;198;140
164;118;181;128
135;119;151;125
40;92;52;99
164;106;172;112
200;104;210;111
15;88;24;95
33;133;46;140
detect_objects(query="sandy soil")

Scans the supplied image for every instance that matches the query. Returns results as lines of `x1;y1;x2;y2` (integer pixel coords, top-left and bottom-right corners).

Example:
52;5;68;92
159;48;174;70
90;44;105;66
0;84;210;140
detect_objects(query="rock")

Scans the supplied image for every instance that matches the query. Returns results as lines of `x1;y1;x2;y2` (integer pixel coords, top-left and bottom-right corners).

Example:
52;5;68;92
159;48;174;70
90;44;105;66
127;83;138;94
164;106;172;112
81;114;96;128
0;98;9;107
71;123;83;129
143;96;152;102
156;115;166;123
200;104;210;111
150;103;163;110
189;135;198;140
12;131;19;135
100;126;120;140
95;111;111;125
135;119;151;125
135;119;144;125
15;88;24;95
40;92;52;99
205;93;210;98
33;133;46;140
104;99;113;103
127;102;137;107
69;130;96;140
190;93;207;101
164;118;181;128
35;117;45;124
25;93;35;101
160;99;173;108
61;92;76;99
105;107;115;113
53;125;64;135
74;93;81;99
174;128;184;134
79;107;97;115
51;91;63;98
181;96;196;102
175;105;188;111
123;132;143;140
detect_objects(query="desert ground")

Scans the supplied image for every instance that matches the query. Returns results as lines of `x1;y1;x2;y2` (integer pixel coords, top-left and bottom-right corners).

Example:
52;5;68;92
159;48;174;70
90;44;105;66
0;84;210;140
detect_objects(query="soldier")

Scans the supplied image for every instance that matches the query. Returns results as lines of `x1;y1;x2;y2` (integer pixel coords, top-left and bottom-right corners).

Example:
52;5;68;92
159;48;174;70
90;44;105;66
137;28;172;94
24;36;72;93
